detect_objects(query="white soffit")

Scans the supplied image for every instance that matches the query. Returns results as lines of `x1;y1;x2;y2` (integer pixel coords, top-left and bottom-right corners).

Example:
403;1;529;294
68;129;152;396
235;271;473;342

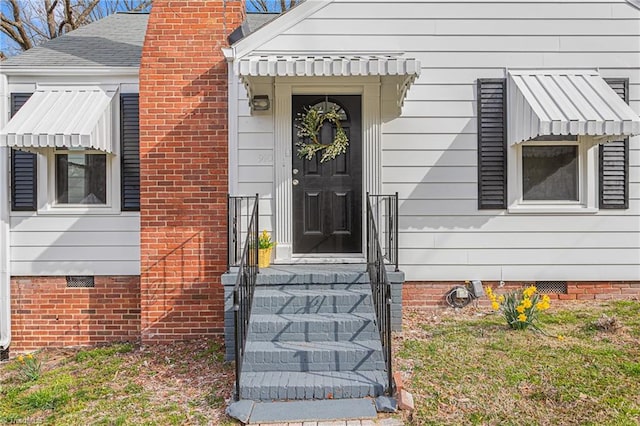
0;85;118;152
508;70;640;145
238;54;421;107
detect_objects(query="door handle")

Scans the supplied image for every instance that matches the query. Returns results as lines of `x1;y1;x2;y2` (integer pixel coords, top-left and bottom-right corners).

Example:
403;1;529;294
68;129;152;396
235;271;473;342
292;168;299;175
292;179;299;186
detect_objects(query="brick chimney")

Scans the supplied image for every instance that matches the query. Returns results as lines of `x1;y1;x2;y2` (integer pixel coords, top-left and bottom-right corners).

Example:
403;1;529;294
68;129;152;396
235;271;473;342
139;1;245;343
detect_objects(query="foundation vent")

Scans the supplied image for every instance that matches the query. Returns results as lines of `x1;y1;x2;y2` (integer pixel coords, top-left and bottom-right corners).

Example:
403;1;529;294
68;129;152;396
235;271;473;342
535;281;567;294
66;276;95;288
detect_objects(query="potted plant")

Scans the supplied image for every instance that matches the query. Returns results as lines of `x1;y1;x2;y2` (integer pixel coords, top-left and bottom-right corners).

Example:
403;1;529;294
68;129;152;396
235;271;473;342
258;230;275;268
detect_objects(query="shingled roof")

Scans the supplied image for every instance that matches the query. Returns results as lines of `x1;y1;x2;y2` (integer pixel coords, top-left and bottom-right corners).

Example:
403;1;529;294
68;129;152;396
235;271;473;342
1;12;149;69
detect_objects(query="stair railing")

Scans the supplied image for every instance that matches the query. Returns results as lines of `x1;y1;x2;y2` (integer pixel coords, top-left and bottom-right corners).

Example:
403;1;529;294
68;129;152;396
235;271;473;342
366;193;398;395
367;193;399;272
228;194;259;401
228;194;259;270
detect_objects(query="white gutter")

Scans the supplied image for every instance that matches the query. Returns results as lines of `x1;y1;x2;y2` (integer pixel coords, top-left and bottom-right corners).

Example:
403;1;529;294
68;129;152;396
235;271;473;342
0;73;11;350
1;66;139;77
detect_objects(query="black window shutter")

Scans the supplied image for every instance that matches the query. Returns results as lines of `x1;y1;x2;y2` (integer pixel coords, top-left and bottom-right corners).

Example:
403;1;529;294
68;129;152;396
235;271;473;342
10;93;37;211
120;93;140;211
600;79;629;209
477;79;507;209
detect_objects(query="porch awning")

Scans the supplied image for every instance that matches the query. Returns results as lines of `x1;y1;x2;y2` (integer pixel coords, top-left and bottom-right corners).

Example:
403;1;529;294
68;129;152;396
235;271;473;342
508;70;640;145
238;54;421;109
238;54;421;78
0;85;118;152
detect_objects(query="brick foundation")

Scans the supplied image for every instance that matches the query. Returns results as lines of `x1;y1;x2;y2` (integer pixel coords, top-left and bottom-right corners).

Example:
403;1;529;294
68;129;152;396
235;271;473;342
10;276;140;351
138;1;244;343
403;281;640;309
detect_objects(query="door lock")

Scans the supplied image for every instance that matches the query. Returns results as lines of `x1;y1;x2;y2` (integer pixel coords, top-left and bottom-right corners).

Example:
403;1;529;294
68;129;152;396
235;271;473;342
292;168;299;175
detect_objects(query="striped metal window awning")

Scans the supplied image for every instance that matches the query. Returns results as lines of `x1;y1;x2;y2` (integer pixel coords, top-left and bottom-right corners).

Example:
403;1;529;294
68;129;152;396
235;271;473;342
508;70;640;145
0;85;118;152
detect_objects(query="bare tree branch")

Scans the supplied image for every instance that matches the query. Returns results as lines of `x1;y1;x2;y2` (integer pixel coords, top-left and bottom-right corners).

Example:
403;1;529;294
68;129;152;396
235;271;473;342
4;0;33;50
73;0;101;29
44;0;59;39
250;0;300;12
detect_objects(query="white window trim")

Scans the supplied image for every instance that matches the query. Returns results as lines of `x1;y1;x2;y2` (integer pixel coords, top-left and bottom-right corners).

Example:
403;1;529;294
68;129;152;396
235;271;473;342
36;148;121;215
507;137;598;214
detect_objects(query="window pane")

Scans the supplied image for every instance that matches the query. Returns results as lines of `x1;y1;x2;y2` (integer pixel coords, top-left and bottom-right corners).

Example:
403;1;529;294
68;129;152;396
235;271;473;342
55;153;106;204
522;145;578;201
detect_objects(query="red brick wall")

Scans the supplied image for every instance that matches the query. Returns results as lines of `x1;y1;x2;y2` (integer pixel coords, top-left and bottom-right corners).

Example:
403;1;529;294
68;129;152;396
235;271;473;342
11;276;140;351
138;1;244;343
403;281;640;309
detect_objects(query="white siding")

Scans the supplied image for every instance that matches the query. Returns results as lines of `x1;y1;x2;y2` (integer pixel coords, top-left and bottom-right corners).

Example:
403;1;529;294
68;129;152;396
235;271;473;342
236;82;276;232
235;0;640;281
10;214;140;275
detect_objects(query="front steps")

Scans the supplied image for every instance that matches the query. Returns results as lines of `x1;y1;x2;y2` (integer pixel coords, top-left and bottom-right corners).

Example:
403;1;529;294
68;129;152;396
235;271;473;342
238;266;388;401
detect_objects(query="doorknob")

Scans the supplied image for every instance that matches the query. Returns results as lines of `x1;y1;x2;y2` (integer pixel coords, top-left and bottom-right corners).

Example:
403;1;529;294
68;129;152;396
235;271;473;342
292;168;299;175
292;179;299;186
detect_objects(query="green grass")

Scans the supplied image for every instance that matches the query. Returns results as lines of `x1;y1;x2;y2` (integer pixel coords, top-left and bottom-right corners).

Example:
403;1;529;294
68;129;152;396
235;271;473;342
397;301;640;425
0;340;236;425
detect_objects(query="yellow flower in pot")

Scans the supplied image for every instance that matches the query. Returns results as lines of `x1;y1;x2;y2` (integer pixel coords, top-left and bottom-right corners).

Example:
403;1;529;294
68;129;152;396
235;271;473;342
258;230;275;268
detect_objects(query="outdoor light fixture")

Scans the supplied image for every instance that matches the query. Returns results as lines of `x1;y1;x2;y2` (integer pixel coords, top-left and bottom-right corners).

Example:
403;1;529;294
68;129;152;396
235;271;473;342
251;95;270;111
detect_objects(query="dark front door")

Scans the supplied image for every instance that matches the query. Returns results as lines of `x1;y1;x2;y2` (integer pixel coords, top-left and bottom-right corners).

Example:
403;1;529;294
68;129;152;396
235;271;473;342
292;95;362;254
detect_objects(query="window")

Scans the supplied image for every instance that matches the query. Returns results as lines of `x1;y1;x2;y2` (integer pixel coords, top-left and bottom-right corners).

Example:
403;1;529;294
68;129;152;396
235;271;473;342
9;92;140;213
508;137;598;213
522;145;578;201
42;148;114;212
477;77;630;212
55;151;107;205
309;100;348;120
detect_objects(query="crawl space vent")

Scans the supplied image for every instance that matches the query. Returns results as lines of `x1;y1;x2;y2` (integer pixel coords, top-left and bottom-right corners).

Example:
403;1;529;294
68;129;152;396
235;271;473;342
66;276;95;288
535;281;567;294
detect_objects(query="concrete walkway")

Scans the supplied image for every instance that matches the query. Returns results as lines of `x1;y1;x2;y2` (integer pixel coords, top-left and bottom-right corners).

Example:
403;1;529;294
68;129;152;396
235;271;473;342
250;419;404;426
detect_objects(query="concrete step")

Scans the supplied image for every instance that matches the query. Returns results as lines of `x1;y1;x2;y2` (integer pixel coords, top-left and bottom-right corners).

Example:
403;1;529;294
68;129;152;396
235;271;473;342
242;340;385;372
255;266;369;286
248;312;378;342
239;370;387;401
252;287;373;315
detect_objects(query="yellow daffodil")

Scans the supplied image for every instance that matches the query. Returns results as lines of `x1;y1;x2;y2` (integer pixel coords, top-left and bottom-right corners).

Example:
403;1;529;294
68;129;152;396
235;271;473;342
17;355;24;363
26;354;33;359
516;305;525;314
542;295;551;304
557;335;565;341
486;287;493;296
498;295;505;303
491;301;500;311
522;298;532;309
536;300;550;311
523;286;537;298
517;313;527;322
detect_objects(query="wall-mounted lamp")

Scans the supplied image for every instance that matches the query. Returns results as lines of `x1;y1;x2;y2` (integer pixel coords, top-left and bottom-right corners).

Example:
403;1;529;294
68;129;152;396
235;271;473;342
251;95;270;111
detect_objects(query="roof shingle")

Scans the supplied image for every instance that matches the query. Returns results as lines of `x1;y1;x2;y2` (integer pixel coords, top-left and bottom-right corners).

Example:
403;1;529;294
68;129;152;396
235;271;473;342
1;12;149;69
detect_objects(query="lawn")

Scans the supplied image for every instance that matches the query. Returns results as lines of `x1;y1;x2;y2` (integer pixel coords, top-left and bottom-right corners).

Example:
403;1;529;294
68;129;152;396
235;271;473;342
1;301;638;425
395;300;640;425
0;339;237;425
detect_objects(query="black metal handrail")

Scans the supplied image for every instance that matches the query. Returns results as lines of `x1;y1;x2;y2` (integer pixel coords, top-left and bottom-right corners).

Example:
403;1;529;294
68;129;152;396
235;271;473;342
229;194;259;401
367;193;399;272
228;194;259;270
366;193;398;396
